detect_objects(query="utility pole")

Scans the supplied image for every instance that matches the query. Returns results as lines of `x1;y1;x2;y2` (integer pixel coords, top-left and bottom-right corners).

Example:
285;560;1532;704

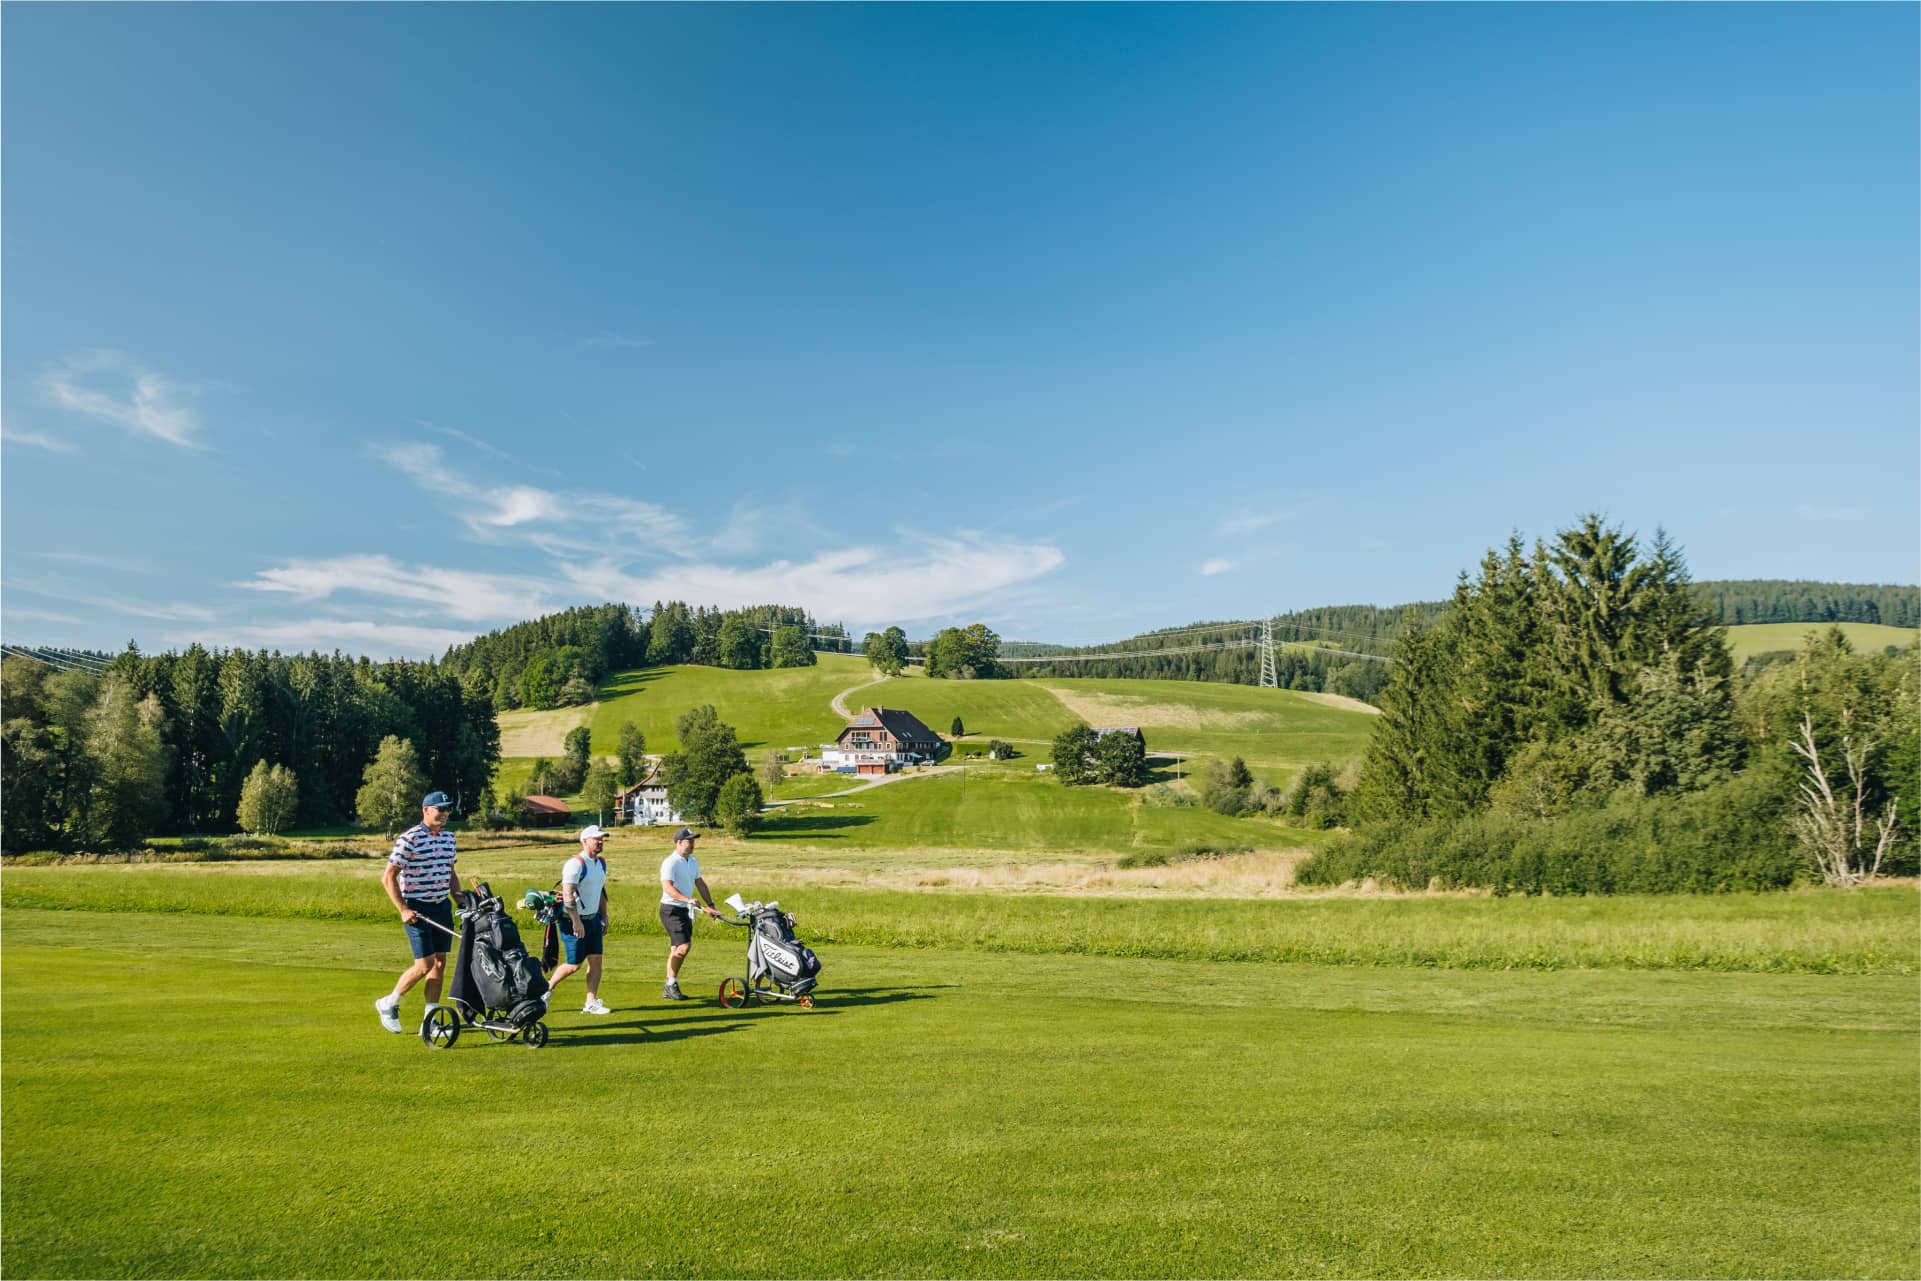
1259;617;1278;689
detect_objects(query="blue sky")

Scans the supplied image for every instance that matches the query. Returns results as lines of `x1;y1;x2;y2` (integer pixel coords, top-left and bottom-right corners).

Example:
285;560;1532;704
4;3;1916;658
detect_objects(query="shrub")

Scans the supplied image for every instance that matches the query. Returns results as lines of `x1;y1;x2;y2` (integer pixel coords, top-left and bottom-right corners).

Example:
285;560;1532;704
1298;772;1799;894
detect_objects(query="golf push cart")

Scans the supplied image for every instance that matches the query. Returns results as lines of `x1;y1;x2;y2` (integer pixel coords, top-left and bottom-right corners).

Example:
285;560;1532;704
716;892;823;1009
416;881;553;1050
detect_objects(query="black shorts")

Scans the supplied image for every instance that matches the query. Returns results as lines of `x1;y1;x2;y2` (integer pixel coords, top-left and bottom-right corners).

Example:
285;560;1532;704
659;903;694;946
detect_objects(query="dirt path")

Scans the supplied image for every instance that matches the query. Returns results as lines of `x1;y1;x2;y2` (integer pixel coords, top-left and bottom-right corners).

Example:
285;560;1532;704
829;674;892;720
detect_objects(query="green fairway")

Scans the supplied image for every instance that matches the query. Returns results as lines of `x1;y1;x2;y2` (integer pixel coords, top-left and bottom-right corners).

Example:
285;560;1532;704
1724;621;1918;661
3;890;1915;1279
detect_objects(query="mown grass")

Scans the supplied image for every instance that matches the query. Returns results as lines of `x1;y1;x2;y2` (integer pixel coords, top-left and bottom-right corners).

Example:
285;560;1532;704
753;763;1331;855
6;866;1914;974
2;907;1916;1278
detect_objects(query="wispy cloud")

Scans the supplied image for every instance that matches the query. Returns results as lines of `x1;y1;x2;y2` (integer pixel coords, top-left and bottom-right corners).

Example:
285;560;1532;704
582;332;654;350
554;536;1065;627
237;554;557;625
431;424;512;461
1217;509;1303;537
6;578;215;623
1792;503;1869;523
0;422;76;453
43;351;205;448
1199;558;1239;576
371;441;686;547
4;607;85;625
42;552;146;573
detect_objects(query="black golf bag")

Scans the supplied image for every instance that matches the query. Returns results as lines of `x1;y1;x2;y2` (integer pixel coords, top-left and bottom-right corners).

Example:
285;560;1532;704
449;883;549;1024
749;905;821;995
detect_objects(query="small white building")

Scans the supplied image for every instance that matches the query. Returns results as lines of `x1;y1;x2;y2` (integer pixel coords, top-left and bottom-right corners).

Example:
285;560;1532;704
614;761;684;827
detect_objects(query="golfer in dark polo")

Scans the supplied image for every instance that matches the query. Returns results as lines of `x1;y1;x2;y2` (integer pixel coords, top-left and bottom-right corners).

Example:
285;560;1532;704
375;790;459;1033
658;826;719;1001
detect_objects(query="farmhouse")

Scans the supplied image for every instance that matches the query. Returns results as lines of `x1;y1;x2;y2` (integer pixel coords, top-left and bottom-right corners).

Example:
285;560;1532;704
820;706;943;775
613;761;684;827
517;794;572;827
1093;726;1147;748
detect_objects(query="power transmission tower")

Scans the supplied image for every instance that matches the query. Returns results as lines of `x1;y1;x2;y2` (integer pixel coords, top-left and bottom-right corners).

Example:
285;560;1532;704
1258;617;1277;688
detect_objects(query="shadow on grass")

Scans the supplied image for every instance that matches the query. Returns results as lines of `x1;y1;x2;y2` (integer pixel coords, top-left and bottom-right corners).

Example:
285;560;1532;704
545;1014;762;1048
814;985;947;1009
752;814;876;839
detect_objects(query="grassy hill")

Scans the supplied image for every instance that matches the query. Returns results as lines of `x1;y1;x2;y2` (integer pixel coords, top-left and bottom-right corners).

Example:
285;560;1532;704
1724;621;1918;661
492;657;1379;855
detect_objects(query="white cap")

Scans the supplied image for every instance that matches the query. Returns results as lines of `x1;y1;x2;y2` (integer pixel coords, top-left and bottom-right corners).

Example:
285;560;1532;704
579;824;610;842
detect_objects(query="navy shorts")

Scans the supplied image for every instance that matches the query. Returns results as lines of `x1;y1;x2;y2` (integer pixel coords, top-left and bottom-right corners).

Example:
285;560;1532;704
562;914;605;964
403;898;455;959
659;903;694;947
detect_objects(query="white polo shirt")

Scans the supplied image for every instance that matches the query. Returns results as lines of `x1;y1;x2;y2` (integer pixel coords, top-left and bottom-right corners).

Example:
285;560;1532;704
563;853;607;916
660;850;700;907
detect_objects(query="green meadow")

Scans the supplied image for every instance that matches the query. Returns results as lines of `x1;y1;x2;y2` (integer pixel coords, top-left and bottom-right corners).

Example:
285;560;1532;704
493;657;1378;855
2;864;1916;1278
1723;621;1918;661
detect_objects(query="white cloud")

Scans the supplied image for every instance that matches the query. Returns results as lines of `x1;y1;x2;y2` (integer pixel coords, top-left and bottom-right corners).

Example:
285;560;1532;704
41;552;146;573
553;536;1065;626
4;607;85;625
1199;558;1239;576
43;351;204;448
5;578;214;623
238;554;557;625
371;441;685;546
1217;506;1308;537
427;424;512;461
1;423;76;453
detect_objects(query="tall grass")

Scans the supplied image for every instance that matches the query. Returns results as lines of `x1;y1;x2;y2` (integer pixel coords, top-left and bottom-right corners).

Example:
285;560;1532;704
4;868;1912;974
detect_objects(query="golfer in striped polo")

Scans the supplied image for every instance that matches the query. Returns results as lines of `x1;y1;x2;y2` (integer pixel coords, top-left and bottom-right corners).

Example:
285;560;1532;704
374;790;459;1034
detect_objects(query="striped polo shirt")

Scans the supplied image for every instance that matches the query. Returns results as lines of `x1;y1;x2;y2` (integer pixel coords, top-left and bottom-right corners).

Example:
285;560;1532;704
389;823;458;899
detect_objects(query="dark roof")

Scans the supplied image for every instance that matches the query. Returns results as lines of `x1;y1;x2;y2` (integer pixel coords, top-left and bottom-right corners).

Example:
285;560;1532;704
1093;726;1145;740
519;795;572;815
847;706;940;742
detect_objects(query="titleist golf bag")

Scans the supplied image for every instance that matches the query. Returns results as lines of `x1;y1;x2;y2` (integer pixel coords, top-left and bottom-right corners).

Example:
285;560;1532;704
748;903;821;995
449;883;549;1024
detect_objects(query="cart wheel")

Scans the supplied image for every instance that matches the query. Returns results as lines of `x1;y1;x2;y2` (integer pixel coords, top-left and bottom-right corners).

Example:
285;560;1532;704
797;995;815;1010
422;1006;460;1049
522;1021;548;1049
719;977;748;1009
751;975;773;1006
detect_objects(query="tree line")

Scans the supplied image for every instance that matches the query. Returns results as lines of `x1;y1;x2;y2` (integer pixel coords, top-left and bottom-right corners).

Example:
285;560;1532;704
1;646;500;852
1297;517;1918;892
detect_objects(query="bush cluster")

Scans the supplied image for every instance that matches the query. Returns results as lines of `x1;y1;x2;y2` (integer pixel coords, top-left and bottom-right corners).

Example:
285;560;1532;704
1298;771;1799;894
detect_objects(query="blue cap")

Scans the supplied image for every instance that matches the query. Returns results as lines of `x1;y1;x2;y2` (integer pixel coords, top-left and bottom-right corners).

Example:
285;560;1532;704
422;791;453;809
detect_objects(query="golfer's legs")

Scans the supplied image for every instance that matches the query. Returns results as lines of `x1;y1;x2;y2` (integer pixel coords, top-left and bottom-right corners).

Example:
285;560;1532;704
422;953;446;1004
548;960;580;992
667;941;689;980
393;955;431;997
584;952;603;1000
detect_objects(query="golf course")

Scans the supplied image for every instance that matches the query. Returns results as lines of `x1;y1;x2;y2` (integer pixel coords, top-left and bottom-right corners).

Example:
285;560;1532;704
3;851;1917;1278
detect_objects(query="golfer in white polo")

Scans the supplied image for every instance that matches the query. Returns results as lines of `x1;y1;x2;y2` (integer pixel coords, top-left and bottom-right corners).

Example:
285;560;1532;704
547;824;612;1014
658;826;720;1000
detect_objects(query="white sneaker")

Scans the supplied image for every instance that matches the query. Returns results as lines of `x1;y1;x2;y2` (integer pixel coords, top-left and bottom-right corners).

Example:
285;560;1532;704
582;997;611;1015
374;995;403;1034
